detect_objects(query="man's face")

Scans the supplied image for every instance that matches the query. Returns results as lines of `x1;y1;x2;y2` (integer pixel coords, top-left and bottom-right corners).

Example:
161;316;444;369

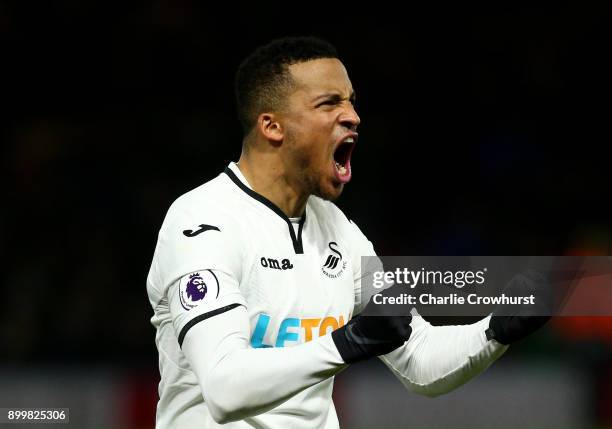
279;58;360;201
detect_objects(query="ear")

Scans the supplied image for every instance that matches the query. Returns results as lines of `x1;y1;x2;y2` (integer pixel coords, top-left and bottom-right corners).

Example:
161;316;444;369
257;113;284;143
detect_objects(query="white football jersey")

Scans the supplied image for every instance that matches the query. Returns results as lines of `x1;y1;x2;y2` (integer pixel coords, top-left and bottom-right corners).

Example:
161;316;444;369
147;162;375;428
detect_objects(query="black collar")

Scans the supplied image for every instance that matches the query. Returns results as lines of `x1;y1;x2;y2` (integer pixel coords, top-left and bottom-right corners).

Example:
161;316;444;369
224;167;306;254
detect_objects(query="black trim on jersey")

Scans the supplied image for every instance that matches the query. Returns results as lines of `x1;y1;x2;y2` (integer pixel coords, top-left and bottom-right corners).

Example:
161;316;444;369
178;303;244;347
224;167;306;254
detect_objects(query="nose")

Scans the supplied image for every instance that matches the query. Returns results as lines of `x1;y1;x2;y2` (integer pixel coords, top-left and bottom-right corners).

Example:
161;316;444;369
340;103;360;131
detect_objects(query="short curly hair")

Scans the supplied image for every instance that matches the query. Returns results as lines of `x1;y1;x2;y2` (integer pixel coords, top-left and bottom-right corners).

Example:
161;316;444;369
235;36;338;134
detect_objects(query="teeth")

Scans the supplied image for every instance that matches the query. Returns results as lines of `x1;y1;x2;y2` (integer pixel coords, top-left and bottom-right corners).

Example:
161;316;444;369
343;137;354;143
335;161;347;175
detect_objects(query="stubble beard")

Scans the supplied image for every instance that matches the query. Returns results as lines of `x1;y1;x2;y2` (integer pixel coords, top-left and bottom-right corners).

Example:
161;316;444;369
300;167;344;202
291;144;343;202
283;129;345;202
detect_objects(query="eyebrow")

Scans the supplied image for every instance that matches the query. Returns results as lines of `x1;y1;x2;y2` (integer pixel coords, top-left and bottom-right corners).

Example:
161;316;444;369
313;91;357;104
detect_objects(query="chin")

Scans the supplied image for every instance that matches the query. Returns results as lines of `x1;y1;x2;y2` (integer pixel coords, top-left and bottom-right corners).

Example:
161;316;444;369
314;182;344;202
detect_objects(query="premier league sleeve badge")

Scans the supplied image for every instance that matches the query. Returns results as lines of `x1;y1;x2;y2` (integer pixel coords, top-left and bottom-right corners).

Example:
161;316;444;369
179;270;220;310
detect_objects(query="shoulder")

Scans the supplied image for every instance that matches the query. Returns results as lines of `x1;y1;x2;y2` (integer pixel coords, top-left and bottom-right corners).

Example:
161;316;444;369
153;174;248;280
308;196;350;225
166;173;236;218
148;172;253;306
161;173;244;236
307;196;370;242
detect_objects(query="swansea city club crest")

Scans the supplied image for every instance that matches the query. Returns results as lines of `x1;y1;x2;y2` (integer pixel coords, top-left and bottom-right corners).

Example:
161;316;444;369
322;241;347;279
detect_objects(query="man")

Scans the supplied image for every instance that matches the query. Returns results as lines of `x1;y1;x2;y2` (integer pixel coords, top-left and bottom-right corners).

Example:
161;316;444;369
146;36;547;428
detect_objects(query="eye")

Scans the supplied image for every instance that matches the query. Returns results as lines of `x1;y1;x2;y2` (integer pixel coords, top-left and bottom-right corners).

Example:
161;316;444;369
316;99;336;108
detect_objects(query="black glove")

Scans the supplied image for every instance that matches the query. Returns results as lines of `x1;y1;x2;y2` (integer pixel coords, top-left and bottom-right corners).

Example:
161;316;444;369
486;269;552;345
332;284;413;364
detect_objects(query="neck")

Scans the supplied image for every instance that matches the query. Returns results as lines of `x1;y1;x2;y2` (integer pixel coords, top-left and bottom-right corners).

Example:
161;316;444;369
237;147;308;218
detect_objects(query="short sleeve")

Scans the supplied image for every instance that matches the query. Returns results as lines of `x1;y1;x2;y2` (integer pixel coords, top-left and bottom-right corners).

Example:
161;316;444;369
168;269;246;347
149;200;247;344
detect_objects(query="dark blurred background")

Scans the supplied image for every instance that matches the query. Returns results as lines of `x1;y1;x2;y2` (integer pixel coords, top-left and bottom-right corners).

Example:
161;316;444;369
2;1;612;428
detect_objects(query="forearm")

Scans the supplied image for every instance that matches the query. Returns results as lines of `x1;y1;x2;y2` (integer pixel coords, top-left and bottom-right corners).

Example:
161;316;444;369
380;314;508;397
182;307;346;423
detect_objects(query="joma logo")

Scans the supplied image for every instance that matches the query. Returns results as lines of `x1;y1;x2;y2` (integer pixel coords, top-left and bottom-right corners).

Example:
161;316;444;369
260;257;294;270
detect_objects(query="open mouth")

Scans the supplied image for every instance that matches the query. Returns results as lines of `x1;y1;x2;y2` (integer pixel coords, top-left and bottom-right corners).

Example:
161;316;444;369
333;135;356;184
